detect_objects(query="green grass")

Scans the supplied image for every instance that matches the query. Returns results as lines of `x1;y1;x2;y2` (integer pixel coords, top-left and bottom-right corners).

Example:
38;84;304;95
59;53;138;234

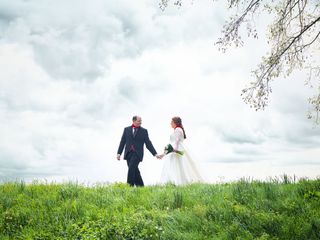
0;177;320;239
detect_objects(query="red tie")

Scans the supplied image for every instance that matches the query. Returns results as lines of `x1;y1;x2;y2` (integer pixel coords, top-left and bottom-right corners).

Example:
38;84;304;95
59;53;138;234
130;125;138;151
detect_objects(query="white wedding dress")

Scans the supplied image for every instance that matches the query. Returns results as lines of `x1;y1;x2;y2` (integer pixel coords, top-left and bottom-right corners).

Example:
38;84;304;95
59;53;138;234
160;127;204;185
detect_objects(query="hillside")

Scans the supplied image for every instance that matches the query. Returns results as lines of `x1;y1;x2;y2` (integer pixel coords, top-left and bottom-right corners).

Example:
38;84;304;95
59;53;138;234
1;178;319;239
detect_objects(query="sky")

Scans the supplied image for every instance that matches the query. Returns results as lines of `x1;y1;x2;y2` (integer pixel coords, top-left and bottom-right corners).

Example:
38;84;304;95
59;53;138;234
0;0;319;185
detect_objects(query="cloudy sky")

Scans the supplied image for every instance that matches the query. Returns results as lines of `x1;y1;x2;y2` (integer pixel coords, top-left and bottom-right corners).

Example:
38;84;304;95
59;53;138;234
0;0;319;185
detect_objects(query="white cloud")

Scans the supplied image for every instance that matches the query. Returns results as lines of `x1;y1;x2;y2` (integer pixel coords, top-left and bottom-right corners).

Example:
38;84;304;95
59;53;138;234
0;0;319;184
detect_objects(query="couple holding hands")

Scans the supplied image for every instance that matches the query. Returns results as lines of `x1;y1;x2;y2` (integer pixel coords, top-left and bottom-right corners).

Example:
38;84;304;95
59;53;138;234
117;116;203;186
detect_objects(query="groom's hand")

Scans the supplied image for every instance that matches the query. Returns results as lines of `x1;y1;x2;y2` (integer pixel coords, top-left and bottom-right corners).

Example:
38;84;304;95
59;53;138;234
155;154;162;159
117;154;121;161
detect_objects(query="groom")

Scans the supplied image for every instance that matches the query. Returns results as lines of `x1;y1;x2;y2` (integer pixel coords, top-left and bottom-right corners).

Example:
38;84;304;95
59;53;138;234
117;115;161;186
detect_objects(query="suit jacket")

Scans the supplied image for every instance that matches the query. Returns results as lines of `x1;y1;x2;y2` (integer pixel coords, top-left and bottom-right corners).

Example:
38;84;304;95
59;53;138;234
117;126;157;161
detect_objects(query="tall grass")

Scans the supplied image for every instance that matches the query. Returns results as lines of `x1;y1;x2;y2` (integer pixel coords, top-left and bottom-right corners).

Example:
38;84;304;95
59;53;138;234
0;178;319;239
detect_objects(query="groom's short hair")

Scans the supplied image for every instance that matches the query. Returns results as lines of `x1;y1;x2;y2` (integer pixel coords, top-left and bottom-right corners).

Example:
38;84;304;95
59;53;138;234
132;115;138;121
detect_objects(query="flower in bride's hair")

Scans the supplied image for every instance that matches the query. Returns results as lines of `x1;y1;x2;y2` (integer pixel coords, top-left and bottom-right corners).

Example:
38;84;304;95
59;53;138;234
164;144;184;155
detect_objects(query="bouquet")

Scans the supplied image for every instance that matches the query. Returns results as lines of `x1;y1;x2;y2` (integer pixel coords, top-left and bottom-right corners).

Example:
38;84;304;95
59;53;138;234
164;144;184;155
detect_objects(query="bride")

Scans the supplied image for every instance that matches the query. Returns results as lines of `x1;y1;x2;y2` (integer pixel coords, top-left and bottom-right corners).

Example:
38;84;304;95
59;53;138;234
160;117;204;185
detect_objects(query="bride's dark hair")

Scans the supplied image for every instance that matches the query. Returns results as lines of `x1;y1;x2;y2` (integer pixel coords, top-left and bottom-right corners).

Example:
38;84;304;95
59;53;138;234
172;117;186;139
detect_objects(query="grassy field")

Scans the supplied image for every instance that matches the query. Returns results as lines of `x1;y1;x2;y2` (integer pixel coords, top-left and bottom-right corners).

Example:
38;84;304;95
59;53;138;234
0;177;319;239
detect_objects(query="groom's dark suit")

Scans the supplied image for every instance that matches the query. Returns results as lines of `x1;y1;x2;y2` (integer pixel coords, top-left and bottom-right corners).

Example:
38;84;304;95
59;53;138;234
117;126;157;186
